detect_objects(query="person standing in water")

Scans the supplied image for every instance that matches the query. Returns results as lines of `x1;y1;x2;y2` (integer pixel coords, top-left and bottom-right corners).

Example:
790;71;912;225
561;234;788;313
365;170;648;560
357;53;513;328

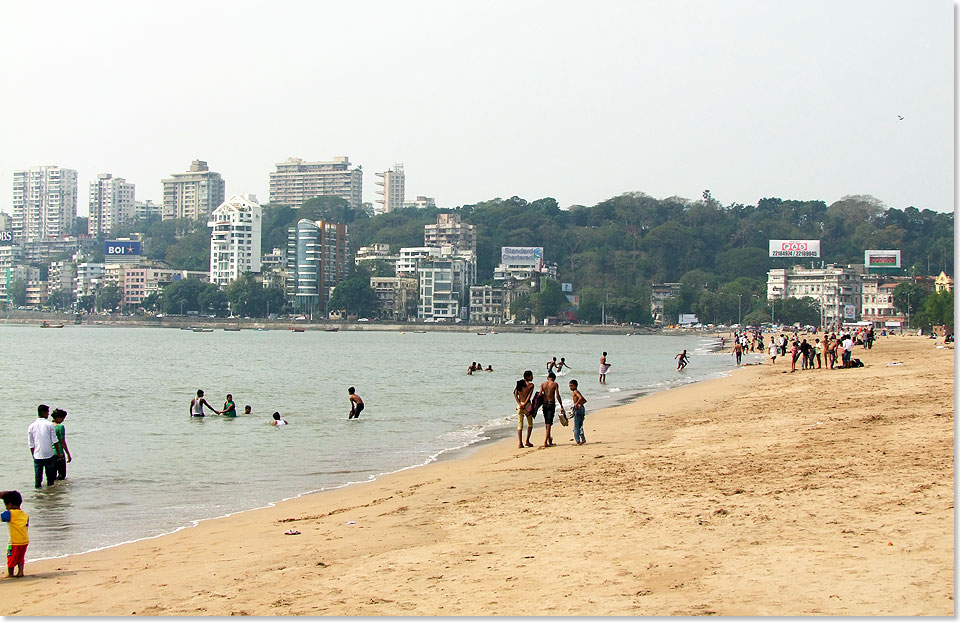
555;357;569;373
675;349;689;371
546;357;557;375
190;390;220;417
221;394;237;417
599;352;611;384
348;387;364;419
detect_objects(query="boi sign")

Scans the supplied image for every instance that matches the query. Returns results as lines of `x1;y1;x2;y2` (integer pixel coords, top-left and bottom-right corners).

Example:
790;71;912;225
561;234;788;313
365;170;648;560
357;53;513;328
104;241;141;256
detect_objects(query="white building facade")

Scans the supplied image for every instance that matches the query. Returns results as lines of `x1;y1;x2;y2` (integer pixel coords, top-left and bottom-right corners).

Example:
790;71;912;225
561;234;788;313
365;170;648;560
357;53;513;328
375;164;405;215
208;194;263;288
12;166;79;242
767;264;865;328
424;213;476;253
88;174;136;237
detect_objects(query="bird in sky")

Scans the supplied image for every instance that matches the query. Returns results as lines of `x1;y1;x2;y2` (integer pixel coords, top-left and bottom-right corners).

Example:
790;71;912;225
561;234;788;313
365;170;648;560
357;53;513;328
897;115;904;120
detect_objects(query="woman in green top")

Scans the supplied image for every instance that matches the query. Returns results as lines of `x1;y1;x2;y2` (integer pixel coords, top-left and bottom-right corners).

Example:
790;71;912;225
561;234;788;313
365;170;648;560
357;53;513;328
222;394;237;417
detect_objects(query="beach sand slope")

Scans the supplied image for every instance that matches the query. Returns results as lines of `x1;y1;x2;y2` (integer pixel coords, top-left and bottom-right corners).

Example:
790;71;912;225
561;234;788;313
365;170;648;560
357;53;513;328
0;336;952;615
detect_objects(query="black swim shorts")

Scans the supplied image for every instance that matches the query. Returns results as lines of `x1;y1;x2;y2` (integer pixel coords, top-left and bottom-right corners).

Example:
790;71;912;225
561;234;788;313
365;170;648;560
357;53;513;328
541;402;556;425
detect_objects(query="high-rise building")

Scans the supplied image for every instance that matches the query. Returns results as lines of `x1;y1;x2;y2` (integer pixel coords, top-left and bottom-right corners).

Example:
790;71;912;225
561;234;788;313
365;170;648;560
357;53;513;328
12;166;79;242
208;194;263;288
375;164;404;215
161;160;226;221
417;251;475;321
424;213;476;253
285;219;350;316
88;174;136;237
269;157;362;210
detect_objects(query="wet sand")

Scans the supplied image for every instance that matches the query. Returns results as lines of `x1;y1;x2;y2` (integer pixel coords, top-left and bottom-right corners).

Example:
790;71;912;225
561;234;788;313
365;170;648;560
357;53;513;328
0;335;953;615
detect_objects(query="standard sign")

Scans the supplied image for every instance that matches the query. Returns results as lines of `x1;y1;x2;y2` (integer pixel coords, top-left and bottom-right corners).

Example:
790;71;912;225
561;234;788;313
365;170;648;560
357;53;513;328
769;239;820;258
864;249;901;268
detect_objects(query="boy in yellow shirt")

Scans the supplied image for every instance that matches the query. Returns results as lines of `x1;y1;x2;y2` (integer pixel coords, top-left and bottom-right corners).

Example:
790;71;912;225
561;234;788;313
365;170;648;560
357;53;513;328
2;490;28;578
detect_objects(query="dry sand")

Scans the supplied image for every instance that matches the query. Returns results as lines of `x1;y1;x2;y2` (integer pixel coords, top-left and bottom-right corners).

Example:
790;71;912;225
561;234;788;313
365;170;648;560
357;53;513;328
0;335;953;616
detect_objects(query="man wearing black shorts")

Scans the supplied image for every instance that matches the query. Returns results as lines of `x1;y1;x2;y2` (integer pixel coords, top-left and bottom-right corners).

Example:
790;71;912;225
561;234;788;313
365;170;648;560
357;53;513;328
538;372;565;447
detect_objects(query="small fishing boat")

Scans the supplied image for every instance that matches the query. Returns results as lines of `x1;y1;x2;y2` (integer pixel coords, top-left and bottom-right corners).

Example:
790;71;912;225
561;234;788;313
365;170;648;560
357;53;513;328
192;327;214;333
40;321;64;328
476;332;487;335
323;327;339;332
223;327;241;332
290;327;306;332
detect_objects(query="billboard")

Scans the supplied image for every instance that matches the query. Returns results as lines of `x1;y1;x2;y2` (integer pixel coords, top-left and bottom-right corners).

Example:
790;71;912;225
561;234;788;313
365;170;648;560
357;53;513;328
561;282;573;292
769;240;821;258
105;240;141;256
679;313;699;325
501;246;543;268
843;304;857;320
865;249;901;269
0;230;12;244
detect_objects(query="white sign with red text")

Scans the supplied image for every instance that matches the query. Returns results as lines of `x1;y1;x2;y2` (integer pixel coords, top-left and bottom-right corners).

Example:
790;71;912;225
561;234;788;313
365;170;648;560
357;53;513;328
769;239;821;258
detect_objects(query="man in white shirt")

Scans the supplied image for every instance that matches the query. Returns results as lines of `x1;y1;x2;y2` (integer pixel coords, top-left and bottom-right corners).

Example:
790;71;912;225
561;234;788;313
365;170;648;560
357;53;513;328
842;335;854;368
28;404;61;488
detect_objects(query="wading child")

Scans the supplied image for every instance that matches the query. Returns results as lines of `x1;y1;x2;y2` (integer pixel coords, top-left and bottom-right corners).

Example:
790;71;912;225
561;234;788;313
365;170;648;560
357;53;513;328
348;387;364;419
1;490;28;578
51;409;72;481
569;380;587;445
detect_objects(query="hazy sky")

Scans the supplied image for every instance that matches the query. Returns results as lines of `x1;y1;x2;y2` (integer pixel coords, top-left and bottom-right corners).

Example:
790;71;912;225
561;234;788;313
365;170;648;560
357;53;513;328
0;0;953;216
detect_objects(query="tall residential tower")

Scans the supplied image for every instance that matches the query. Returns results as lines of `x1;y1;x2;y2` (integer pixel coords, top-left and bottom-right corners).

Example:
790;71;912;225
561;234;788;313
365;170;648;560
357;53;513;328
208;194;263;288
161;160;226;221
12;166;79;242
269;157;362;210
88;174;136;237
375;163;405;215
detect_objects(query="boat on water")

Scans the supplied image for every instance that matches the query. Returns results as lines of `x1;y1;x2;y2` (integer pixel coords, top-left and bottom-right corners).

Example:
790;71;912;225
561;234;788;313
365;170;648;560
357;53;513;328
223;327;241;332
255;328;270;331
476;332;487;335
192;328;214;333
414;330;427;333
290;328;306;332
323;327;339;332
40;321;64;328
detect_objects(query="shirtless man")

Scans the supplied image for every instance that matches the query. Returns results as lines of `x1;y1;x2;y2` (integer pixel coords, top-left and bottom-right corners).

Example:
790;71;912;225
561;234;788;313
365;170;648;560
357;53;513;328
555;357;569;373
675;349;689;371
539;372;565;447
348;387;364;419
189;390;220;417
514;370;536;448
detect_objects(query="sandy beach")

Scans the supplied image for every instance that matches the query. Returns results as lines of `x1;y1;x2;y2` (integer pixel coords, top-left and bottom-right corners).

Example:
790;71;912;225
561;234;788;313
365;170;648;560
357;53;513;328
0;335;953;616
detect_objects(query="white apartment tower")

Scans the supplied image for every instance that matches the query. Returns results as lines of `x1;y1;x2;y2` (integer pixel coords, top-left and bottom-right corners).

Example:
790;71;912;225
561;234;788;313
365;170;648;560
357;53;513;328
269;157;363;210
88;174;136;237
375;163;405;215
161;160;226;221
208;194;263;288
12;166;79;242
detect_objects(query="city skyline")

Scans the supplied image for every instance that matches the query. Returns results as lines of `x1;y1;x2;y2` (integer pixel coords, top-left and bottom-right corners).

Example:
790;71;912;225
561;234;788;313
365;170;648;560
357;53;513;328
0;0;953;216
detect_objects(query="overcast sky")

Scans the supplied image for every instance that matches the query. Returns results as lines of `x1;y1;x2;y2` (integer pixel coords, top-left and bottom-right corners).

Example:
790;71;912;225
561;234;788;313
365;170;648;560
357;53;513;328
0;0;953;216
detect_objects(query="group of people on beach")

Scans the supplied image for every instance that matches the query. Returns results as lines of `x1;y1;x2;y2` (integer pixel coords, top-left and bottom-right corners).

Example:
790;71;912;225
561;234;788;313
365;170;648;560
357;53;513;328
765;328;874;372
514;370;588;449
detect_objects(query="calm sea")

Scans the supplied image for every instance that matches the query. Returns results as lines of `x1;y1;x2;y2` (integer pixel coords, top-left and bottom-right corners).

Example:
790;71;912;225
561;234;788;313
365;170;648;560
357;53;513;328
0;325;757;559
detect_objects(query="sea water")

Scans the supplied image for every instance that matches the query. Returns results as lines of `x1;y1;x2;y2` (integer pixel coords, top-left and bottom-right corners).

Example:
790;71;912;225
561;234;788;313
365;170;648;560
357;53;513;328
0;325;758;559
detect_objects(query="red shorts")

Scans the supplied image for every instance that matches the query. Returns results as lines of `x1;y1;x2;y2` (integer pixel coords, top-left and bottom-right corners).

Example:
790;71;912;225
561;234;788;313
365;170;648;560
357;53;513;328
7;544;27;569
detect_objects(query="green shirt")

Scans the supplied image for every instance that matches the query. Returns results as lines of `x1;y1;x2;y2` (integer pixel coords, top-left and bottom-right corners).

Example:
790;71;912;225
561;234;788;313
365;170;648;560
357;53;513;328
53;423;65;456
